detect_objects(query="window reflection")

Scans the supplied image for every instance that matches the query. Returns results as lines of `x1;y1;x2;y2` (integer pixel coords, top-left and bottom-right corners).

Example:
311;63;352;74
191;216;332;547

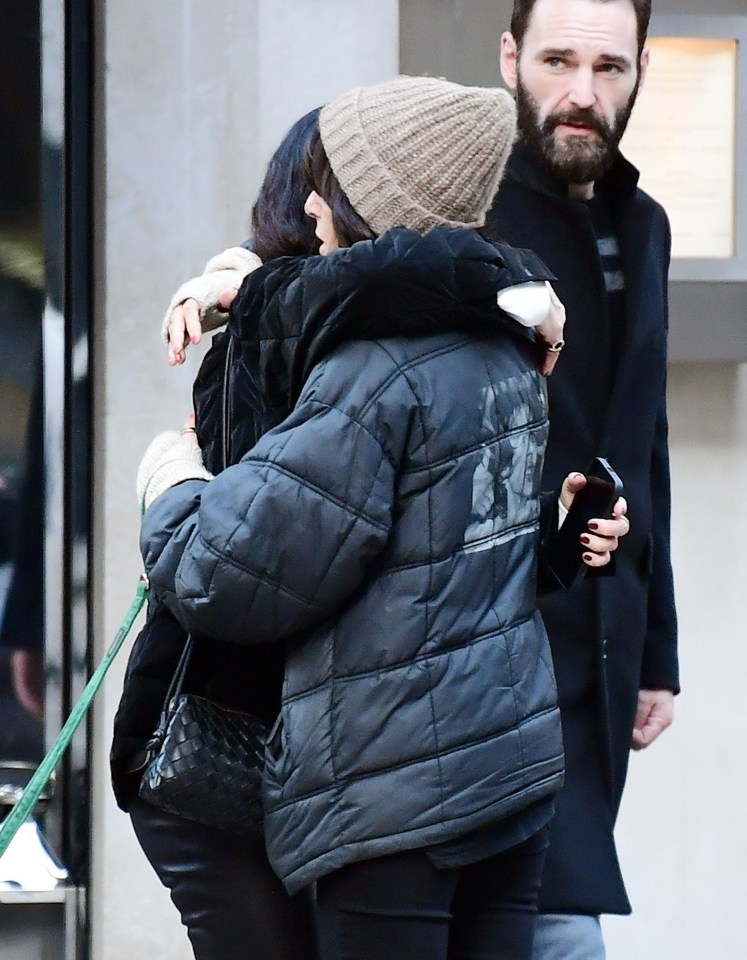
0;1;46;765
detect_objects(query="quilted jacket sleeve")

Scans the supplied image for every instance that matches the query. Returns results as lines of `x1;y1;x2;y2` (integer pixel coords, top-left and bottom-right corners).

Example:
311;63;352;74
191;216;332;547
140;392;395;645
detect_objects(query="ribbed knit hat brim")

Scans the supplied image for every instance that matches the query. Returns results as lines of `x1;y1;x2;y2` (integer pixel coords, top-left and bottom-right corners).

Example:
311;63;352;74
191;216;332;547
319;75;516;235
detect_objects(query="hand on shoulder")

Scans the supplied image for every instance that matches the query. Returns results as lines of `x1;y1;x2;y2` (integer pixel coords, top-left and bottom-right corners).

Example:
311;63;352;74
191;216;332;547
162;247;261;365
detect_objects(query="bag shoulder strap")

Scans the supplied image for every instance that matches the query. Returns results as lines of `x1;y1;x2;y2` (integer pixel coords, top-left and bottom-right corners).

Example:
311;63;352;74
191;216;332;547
221;333;236;471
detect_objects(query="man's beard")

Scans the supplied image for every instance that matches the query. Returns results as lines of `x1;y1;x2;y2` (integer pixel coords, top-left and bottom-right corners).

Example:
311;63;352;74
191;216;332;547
516;76;640;184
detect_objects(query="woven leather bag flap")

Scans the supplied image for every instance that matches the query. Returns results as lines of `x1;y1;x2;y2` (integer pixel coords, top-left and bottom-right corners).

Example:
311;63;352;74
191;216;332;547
139;694;269;837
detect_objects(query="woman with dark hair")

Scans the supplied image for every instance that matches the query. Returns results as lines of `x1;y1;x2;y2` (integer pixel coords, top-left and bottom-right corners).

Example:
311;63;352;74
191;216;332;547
135;75;628;960
110;109;323;960
250;109;322;261
161;106;321;367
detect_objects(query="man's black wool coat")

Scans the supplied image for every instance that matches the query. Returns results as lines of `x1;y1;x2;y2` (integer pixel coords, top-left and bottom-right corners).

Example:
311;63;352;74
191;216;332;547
487;142;679;916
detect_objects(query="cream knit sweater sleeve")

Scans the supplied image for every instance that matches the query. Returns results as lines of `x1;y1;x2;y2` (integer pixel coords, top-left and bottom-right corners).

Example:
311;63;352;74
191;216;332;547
160;246;262;345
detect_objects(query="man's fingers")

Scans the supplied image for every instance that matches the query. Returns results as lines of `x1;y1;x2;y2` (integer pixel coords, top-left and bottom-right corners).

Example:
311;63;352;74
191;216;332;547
535;286;566;377
632;714;665;750
559;472;586;511
581;549;610;568
586;506;629;543
580;531;617;555
580;504;628;564
631;690;674;750
540;350;560;376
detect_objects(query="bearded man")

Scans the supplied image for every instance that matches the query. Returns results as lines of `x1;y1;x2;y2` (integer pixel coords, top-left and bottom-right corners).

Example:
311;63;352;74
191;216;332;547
486;1;678;958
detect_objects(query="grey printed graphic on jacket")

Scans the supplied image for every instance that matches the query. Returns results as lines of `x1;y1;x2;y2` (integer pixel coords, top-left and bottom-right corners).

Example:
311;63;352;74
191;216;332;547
464;387;544;554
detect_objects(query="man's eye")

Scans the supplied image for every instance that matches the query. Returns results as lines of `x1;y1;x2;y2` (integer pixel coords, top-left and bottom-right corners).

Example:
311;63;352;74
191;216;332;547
545;57;565;68
597;62;623;74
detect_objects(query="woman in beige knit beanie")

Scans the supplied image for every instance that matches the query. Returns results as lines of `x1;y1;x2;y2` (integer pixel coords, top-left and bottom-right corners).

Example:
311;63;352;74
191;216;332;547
308;75;517;240
136;74;625;960
301;75;565;371
162;76;565;368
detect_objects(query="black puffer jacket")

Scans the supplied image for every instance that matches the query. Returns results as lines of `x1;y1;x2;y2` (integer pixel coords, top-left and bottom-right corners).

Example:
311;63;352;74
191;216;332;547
111;228;559;808
139;228;564;894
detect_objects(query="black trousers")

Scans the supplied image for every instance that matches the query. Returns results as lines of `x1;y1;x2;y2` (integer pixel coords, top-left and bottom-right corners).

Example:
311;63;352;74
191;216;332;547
315;828;549;960
129;798;317;960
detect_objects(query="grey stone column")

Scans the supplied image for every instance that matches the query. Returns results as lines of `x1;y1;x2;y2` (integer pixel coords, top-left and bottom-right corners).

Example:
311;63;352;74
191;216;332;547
91;3;398;957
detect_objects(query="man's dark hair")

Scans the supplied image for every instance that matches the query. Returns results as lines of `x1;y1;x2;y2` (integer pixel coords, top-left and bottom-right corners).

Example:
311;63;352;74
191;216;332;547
304;130;376;248
510;0;651;59
249;107;323;261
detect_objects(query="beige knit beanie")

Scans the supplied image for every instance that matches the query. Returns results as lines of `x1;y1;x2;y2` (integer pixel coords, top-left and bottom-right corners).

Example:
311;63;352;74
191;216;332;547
319;75;516;236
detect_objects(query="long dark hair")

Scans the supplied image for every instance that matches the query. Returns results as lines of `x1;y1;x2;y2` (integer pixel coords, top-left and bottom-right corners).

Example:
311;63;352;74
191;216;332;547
510;0;651;59
249;108;322;260
304;129;376;248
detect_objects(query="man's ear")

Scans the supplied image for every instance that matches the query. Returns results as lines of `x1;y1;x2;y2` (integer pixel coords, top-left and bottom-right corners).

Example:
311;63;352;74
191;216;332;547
638;45;650;89
500;31;519;91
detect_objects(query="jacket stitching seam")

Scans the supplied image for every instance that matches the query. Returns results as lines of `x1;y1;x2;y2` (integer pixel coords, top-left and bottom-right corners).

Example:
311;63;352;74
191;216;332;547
355;338;476;420
275;768;564;885
266;707;561;812
195;533;326;610
281;613;539;700
292;397;399;474
373;339;448;822
240;456;390;533
401;416;547;476
380;518;539;573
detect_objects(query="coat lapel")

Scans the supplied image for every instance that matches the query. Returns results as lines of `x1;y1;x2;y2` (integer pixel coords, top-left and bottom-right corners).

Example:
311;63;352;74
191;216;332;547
598;182;669;453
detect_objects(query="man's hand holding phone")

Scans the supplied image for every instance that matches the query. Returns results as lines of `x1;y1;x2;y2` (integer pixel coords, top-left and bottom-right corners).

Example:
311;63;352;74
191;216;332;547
550;458;629;587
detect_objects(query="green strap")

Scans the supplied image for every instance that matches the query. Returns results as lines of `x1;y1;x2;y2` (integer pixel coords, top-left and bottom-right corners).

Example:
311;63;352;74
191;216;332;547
0;575;149;860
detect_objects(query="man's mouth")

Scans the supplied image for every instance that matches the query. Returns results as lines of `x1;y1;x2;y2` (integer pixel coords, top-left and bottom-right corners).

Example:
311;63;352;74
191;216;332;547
555;121;596;136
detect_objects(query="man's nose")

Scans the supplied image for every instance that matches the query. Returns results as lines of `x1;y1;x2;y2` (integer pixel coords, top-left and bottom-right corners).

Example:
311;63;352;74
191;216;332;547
567;69;596;109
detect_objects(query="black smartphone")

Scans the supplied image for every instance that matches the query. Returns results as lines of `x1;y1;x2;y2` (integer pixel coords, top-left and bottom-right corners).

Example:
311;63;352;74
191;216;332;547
546;457;623;589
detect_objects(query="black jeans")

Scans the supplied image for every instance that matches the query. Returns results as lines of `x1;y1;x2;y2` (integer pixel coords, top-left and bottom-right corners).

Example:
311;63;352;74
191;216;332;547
314;828;549;960
129;798;316;960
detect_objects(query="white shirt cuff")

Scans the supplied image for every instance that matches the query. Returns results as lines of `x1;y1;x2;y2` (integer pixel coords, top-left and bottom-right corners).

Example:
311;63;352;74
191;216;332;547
497;281;552;328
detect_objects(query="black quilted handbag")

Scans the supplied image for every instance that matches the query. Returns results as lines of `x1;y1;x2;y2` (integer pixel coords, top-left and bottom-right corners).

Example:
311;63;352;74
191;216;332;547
139;636;270;837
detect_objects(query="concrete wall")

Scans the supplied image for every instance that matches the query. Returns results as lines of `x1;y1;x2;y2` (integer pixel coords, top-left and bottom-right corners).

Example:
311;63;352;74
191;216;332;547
91;2;398;957
602;362;747;959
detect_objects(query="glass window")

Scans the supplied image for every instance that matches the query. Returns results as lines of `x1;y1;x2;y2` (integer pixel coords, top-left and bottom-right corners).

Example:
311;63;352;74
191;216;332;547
0;4;91;953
